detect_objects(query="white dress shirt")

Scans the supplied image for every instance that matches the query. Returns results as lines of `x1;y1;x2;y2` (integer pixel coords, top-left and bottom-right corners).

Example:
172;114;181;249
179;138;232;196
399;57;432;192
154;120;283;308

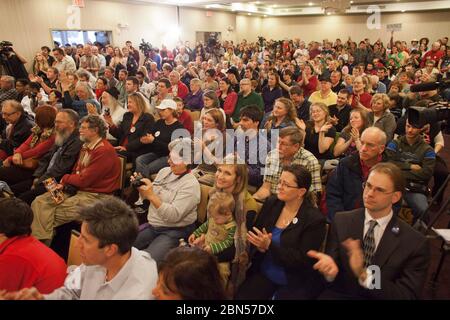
44;248;157;300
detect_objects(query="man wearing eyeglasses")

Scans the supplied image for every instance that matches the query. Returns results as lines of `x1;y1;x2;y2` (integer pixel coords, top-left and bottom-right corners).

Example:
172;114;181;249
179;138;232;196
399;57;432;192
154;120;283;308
326;127;386;222
0;100;34;160
309;162;429;300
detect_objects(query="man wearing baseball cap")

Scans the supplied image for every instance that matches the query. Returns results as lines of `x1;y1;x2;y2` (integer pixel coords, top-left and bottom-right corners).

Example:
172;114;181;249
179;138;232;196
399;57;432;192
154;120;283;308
309;72;338;107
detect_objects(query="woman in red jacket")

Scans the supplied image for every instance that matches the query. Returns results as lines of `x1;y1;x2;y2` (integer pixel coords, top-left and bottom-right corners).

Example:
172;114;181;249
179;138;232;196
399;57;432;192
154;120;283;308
217;77;238;116
0;105;56;188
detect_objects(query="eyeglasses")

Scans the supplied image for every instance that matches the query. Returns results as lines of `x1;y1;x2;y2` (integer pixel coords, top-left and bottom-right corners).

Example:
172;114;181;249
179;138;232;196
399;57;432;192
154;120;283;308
278;180;299;189
363;181;395;195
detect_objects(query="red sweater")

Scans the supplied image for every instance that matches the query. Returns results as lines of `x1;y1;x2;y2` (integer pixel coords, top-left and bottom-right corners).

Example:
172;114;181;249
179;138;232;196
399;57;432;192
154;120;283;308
217;90;238;115
0;236;67;294
170;82;189;100
420;50;445;68
301;76;318;98
7;133;55;162
351;92;373;109
178;110;193;135
61;139;120;193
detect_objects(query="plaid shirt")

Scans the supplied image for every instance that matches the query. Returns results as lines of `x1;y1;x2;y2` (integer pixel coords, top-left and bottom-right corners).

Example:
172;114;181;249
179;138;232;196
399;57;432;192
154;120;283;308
264;147;322;194
0;89;18;105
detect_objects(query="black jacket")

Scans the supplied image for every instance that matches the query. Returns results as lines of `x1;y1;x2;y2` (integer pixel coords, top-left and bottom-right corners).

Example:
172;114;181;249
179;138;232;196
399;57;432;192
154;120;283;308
109;112;154;155
34;130;83;184
247;196;326;295
325;208;430;300
0;113;34;156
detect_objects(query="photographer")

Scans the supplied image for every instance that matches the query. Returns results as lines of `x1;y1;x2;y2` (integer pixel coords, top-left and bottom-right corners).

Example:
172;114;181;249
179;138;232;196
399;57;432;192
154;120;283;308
0;41;28;80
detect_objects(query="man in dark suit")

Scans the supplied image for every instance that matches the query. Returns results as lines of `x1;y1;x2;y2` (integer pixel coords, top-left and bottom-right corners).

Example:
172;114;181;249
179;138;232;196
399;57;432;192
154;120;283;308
309;162;430;299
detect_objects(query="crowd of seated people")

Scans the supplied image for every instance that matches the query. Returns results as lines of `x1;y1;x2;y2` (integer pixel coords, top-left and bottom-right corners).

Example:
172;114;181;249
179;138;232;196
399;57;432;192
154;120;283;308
0;33;449;300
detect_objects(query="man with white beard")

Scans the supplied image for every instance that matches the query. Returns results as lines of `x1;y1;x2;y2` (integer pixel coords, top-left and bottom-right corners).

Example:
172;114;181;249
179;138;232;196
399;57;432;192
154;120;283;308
15;109;83;205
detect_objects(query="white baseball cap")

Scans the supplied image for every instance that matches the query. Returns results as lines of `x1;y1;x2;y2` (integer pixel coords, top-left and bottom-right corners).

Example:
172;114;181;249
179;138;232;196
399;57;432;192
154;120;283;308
156;99;177;110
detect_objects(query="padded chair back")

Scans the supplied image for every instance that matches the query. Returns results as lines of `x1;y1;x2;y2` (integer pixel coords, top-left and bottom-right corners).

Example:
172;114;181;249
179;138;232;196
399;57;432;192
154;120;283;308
197;183;213;224
67;230;82;266
190;111;201;122
118;154;127;191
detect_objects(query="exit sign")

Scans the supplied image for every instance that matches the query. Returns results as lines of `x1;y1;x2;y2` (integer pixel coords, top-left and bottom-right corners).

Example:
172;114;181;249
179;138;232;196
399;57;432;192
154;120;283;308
73;0;85;7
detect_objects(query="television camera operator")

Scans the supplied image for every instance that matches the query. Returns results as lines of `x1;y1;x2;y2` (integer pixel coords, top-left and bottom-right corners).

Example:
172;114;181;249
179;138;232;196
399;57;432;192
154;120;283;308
395;79;450;207
206;33;224;65
0;41;28;79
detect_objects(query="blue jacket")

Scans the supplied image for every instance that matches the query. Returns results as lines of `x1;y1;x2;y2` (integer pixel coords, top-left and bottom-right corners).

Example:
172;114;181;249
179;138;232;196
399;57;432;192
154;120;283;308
326;153;365;222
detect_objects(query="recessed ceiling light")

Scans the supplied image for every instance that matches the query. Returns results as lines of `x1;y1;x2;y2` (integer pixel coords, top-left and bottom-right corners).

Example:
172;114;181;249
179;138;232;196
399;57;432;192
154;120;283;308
263;15;267;17
255;1;261;4
401;9;406;12
272;4;277;8
309;2;314;5
327;12;331;15
248;13;252;15
350;0;354;3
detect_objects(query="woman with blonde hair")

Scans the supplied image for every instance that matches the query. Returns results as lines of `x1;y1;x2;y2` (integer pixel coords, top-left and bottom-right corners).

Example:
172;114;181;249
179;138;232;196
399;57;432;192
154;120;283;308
297;102;336;162
191;108;228;185
108;92;155;163
333;108;369;157
32;52;49;78
368;93;396;142
212;154;259;297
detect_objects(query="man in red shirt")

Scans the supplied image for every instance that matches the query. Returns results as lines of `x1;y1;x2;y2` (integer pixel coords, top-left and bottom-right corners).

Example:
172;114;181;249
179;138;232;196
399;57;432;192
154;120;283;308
31;115;121;245
0;198;66;293
420;41;445;68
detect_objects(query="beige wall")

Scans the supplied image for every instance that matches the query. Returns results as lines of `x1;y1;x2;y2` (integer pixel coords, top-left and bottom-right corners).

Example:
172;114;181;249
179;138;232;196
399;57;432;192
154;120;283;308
0;0;448;72
244;11;450;44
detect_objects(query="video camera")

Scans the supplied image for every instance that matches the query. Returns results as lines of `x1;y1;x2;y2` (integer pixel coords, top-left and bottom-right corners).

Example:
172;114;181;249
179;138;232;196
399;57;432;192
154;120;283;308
139;39;153;58
407;101;450;129
0;41;13;54
408;80;450;128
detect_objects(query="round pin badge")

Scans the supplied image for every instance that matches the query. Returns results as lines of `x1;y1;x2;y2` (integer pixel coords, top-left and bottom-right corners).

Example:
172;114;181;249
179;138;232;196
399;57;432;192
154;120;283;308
130;126;136;133
292;217;298;224
155;131;160;137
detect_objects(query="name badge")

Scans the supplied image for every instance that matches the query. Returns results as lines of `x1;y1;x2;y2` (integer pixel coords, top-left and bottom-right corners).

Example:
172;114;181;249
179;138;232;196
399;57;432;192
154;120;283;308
130;126;136;133
155;131;160;137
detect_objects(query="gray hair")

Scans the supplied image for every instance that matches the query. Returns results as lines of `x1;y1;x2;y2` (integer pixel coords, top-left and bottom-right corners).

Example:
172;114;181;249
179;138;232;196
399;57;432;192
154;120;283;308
58;109;79;126
80;114;107;138
1;75;15;87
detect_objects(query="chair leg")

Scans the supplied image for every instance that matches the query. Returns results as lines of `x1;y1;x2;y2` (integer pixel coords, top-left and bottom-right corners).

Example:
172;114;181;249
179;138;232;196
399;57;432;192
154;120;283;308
432;243;448;283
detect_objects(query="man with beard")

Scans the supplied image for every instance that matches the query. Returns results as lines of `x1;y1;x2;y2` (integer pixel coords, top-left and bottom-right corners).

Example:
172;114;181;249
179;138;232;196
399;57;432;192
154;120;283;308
31;115;120;246
12;109;83;205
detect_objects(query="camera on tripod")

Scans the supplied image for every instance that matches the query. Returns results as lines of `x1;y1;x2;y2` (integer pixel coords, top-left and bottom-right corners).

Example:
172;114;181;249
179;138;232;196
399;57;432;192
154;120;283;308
0;41;14;56
407;101;450;129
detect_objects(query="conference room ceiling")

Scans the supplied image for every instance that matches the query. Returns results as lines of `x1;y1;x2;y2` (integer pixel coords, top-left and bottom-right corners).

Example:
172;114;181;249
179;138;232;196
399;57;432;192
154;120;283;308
126;0;450;16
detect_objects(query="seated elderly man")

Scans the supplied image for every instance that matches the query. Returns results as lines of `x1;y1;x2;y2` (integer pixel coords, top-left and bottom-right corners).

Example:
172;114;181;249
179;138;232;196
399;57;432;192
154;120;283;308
0;100;34;160
31;115;120;245
15;109;82;205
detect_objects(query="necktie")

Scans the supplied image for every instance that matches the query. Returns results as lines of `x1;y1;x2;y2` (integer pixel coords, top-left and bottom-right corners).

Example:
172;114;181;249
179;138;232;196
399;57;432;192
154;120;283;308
363;220;378;268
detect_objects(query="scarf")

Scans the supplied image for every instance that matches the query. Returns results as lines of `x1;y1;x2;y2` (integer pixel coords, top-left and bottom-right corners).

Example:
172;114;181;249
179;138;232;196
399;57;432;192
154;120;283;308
30;126;54;148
